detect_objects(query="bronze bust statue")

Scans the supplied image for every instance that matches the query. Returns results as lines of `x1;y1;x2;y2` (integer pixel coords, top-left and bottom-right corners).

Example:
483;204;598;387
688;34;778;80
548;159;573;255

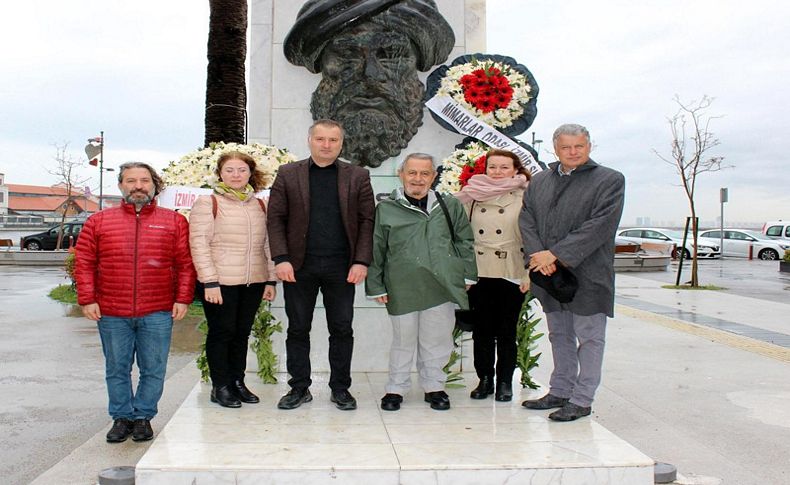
284;0;455;168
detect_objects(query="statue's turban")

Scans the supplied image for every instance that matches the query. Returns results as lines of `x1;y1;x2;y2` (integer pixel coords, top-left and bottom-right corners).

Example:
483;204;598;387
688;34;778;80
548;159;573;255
284;0;455;74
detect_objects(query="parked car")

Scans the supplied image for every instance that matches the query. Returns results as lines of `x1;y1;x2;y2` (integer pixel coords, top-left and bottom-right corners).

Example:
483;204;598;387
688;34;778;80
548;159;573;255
762;220;790;242
700;229;790;260
617;227;721;259
20;222;84;250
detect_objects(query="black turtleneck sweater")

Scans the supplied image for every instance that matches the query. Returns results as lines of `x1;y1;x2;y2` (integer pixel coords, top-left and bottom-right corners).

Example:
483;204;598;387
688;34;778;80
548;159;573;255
404;193;429;213
305;159;349;258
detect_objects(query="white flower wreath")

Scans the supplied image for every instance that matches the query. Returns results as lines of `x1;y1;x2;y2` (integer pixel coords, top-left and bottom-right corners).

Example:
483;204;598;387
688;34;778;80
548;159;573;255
435;59;532;129
436;141;489;194
161;141;297;190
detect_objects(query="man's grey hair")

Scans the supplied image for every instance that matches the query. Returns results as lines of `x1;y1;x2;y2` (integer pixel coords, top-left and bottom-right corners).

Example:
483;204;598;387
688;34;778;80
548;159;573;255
117;161;165;195
552;123;590;144
397;152;436;172
308;118;346;138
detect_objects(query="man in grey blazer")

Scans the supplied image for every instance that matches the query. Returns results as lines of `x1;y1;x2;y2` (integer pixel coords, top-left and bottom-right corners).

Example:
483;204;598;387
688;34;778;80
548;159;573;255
519;123;625;421
267;119;375;410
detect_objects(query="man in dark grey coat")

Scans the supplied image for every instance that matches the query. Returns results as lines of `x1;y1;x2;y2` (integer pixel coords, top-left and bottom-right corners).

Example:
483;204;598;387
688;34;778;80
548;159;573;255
519;123;625;421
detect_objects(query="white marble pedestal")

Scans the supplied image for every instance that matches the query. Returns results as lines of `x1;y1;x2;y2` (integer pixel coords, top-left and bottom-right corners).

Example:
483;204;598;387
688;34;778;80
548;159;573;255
136;372;653;484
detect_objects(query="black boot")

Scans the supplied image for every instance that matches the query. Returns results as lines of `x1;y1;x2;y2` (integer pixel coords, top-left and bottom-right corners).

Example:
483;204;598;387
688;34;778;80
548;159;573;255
211;385;242;408
495;380;513;402
233;379;260;404
470;376;495;399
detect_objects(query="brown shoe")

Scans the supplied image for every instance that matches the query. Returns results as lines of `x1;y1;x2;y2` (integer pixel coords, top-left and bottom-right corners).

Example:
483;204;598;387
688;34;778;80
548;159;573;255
549;402;592;422
522;393;569;409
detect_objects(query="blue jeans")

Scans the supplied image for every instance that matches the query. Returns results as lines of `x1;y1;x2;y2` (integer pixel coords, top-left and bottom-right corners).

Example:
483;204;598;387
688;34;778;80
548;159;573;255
97;311;173;420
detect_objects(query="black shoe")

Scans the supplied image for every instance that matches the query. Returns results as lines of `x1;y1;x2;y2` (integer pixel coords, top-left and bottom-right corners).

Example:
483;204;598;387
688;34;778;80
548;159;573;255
469;376;495;399
211;385;242;408
106;418;133;443
380;393;403;411
232;379;260;404
277;387;312;410
424;391;451;410
495;380;513;402
549;402;592;422
330;389;358;410
131;418;154;442
522;393;569;410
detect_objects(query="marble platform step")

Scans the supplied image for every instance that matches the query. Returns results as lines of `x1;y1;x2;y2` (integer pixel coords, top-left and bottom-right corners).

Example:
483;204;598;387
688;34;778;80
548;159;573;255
136;372;653;484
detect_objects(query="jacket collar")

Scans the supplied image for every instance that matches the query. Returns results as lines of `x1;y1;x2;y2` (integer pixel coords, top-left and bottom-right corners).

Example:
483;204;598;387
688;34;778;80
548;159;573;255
548;158;599;175
391;188;439;213
120;198;157;215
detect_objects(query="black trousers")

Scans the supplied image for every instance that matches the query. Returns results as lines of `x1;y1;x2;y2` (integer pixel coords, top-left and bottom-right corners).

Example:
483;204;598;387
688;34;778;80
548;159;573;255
283;255;355;391
201;283;265;387
470;277;524;383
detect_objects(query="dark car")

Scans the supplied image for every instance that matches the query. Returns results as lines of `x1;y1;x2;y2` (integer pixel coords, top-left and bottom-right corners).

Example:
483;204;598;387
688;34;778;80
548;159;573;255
20;222;84;250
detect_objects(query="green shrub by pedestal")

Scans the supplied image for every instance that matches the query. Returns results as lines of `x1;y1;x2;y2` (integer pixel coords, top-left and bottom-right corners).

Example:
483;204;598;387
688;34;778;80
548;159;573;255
195;300;282;384
516;293;544;389
444;292;544;389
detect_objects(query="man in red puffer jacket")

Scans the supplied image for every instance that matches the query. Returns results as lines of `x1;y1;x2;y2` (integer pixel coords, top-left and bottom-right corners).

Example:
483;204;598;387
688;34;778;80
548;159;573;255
75;162;195;444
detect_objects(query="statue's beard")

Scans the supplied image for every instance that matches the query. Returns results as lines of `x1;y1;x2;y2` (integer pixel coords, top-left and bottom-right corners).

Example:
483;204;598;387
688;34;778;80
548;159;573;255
311;75;425;167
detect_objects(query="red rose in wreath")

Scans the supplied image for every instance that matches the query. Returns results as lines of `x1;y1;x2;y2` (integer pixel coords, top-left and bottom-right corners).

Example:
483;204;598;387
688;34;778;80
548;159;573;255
459;155;487;187
460;66;514;114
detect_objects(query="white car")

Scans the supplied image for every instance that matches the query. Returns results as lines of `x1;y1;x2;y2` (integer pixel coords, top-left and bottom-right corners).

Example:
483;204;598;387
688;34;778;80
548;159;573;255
762;220;790;242
617;228;721;259
699;229;790;260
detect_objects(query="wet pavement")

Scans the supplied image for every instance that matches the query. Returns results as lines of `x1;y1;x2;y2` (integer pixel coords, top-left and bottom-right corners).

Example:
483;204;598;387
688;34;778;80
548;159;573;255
2;259;789;485
0;266;202;485
628;257;790;304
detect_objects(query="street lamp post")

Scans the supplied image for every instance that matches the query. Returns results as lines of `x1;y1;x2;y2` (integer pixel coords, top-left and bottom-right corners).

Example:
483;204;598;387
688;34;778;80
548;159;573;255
720;187;728;257
531;131;543;156
98;131;105;210
86;131;114;211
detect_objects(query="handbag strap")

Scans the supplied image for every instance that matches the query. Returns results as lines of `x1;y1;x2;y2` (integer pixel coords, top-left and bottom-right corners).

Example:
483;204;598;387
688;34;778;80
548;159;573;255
435;192;456;242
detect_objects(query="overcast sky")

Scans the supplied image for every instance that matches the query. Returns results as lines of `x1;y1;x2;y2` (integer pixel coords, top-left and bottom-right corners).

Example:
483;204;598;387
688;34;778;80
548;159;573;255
2;1;788;226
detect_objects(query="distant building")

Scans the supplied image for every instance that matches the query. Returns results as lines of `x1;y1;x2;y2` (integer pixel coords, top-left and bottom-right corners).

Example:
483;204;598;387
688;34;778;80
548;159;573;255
0;173;8;216
5;182;122;224
636;216;651;226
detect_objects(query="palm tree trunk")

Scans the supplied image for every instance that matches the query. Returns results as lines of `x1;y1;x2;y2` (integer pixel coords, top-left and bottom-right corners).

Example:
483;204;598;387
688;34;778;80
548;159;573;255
205;0;248;146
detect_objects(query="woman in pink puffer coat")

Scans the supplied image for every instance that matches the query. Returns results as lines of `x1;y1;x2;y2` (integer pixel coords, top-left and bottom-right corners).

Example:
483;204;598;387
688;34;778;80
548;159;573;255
189;151;277;408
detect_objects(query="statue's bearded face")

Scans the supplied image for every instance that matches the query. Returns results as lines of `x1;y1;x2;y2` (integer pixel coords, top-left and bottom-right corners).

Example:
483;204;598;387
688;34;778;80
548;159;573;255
311;24;425;168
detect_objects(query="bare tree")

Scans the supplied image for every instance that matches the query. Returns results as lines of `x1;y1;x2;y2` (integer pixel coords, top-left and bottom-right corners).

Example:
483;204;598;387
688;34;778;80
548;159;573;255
653;95;727;287
48;143;90;250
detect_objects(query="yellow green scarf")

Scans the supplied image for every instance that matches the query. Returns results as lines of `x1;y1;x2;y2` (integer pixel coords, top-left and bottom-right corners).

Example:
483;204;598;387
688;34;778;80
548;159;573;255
215;182;254;201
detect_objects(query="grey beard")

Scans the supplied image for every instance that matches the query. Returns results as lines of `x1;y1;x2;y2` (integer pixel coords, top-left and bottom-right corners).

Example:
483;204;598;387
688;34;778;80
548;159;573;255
123;192;153;207
311;76;425;167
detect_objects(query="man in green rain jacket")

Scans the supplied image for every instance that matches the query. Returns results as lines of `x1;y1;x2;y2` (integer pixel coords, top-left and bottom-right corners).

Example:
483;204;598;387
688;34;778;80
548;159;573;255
366;153;477;411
